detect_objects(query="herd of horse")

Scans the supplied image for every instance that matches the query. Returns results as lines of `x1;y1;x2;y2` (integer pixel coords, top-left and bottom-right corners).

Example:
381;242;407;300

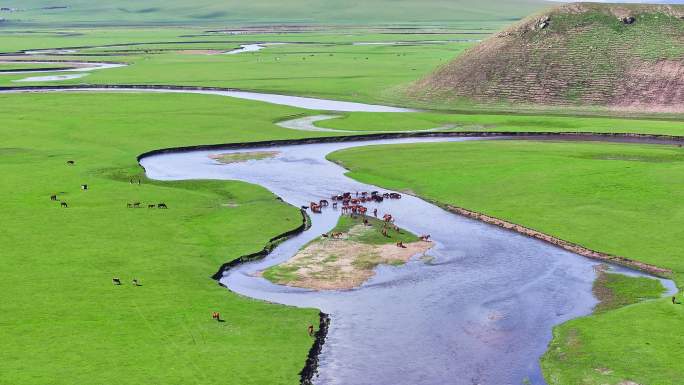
306;190;402;215
51;161;169;209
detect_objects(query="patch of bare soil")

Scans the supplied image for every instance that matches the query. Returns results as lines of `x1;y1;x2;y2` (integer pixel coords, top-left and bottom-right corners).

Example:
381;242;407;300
268;225;432;290
209;151;280;164
610;59;684;113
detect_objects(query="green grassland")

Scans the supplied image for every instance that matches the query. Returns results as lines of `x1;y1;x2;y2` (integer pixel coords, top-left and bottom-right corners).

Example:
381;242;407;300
593;271;665;314
317;111;684;134
2;27;682;120
0;91;340;385
0;0;546;26
328;140;684;385
1;10;684;385
0;38;472;105
329;215;419;245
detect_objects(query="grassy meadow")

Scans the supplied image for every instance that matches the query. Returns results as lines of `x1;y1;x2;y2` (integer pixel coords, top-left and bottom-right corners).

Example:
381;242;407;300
317;111;684;134
0;34;474;105
0;92;339;385
329;140;684;385
1;8;684;384
0;0;546;26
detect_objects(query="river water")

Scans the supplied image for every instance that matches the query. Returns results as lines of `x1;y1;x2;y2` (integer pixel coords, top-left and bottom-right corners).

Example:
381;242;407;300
140;137;676;385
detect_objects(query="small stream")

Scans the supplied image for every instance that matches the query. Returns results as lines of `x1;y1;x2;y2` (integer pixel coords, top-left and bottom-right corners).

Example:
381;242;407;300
0;61;127;82
140;136;676;385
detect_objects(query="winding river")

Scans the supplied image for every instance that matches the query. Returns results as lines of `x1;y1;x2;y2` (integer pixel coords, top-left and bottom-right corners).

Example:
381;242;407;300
140;136;676;385
1;84;677;385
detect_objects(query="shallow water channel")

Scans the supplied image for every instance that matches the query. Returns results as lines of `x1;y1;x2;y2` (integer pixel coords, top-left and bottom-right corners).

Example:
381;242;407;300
141;136;676;385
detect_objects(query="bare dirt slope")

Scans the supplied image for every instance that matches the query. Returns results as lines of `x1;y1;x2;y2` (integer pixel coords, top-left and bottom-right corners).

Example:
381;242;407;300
410;3;684;113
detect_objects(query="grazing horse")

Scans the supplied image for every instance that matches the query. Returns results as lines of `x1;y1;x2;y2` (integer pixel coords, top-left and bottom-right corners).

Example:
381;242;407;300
158;203;168;209
148;204;155;209
133;202;141;208
396;241;406;248
112;278;121;285
127;203;133;208
132;279;140;286
309;202;321;213
66;160;75;165
80;184;88;191
50;194;58;201
60;202;68;208
212;312;221;321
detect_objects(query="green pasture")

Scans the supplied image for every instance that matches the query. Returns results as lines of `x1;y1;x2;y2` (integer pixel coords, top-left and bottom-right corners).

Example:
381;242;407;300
329;215;420;246
0;91;338;385
329;140;684;385
0;0;546;26
318;111;684;134
0;38;471;105
593;271;665;314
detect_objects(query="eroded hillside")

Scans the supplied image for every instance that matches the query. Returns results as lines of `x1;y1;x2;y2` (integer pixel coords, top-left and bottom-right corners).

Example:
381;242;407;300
411;3;684;113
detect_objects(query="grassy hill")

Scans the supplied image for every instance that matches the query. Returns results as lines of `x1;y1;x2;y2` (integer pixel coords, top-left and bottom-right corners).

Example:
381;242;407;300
410;2;684;113
0;0;547;26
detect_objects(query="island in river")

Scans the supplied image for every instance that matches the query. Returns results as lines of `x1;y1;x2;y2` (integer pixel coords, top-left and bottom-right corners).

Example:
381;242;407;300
262;215;433;290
